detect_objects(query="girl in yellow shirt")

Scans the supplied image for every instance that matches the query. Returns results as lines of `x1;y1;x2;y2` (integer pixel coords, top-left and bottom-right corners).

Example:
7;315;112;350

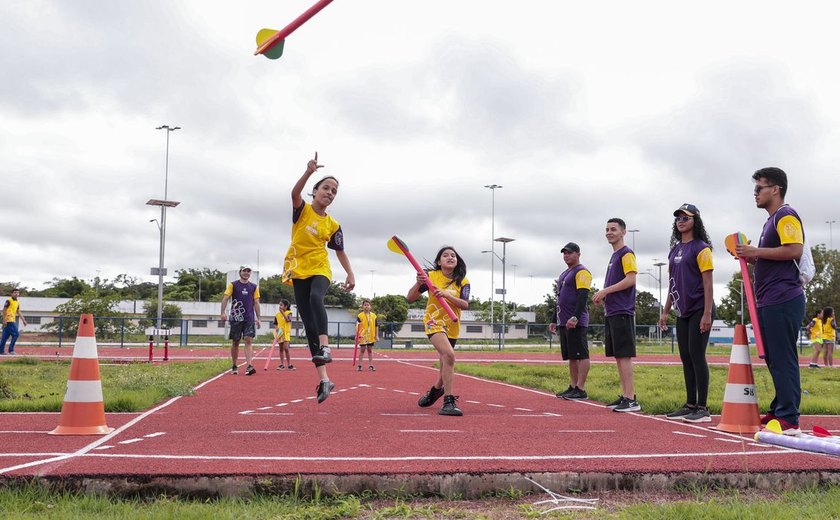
407;246;470;416
807;309;823;368
356;300;378;371
274;299;294;370
822;307;835;368
284;153;356;404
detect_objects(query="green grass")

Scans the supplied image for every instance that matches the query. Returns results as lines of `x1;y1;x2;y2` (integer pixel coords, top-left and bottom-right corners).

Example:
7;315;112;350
456;360;840;415
0;358;230;412
0;483;838;519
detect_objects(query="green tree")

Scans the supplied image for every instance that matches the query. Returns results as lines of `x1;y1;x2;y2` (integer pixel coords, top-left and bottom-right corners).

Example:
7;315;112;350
324;282;357;308
43;289;128;339
143;300;184;329
168;268;226;302
370;295;409;333
258;274;296;304
717;271;747;326
0;282;30;295
635;290;660;325
38;277;91;298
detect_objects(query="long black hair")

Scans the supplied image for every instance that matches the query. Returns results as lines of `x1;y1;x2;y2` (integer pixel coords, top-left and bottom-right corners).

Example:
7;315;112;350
427;246;467;288
670;214;713;250
823;306;834;323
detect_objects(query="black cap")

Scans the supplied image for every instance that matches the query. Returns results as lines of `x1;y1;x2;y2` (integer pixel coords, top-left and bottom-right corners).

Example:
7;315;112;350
673;203;699;217
561;242;580;254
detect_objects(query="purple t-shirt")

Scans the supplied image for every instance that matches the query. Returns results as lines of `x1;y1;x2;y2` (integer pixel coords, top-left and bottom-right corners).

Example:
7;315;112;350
754;205;805;307
556;264;590;327
604;245;636;317
229;280;258;322
668;239;711;317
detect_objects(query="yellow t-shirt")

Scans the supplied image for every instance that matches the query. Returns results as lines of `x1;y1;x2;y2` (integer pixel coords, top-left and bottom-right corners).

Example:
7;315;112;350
282;202;343;283
823;317;835;342
275;310;291;342
809;318;823;342
423;270;470;339
356;311;378;344
3;299;19;324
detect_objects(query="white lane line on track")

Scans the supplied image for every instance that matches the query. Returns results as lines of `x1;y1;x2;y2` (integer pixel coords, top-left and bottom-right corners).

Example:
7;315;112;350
240;412;294;416
400;430;461;433
257;407;273;410
381;413;429;416
0;431;50;434
673;431;707;438
79;450;801;462
513;414;563;417
94;446;113;450
232;430;296;434
0;367;231;475
556;430;614;433
466;400;481;404
514;408;533;412
715;438;745;444
118;439;144;445
144;432;166;438
487;404;504;408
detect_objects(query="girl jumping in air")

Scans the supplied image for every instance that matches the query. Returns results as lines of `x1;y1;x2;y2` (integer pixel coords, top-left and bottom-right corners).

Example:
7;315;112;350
283;153;355;403
407;246;470;416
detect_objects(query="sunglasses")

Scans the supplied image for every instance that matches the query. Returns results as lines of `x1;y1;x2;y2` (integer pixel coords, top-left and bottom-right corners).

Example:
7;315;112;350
674;215;693;223
754;184;776;195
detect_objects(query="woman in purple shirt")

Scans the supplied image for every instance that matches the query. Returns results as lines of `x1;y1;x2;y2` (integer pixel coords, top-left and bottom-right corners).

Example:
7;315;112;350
658;203;714;423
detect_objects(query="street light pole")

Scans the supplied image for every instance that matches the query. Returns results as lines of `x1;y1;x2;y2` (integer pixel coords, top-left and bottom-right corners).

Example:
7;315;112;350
495;237;515;350
484;184;502;335
653;261;666;342
827;220;836;249
149;124;181;341
628;229;640;252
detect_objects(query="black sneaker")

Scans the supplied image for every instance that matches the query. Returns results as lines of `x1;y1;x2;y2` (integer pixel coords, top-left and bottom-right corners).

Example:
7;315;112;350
683;406;711;423
230;365;238;375
245;365;256;376
418;385;445;407
369;365;376;372
666;404;695;420
439;395;463;416
316;380;335;404
606;395;625;409
287;364;295;370
809;363;820;368
564;387;588;400
357;364;363;372
312;346;332;366
556;385;575;399
277;364;285;370
614;396;641;413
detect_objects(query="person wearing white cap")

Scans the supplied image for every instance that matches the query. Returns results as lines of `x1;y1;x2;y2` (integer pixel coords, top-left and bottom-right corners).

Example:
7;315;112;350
220;265;261;375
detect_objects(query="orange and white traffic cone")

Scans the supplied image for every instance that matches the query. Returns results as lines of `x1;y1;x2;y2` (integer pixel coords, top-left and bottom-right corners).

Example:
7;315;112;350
715;323;761;434
49;314;114;435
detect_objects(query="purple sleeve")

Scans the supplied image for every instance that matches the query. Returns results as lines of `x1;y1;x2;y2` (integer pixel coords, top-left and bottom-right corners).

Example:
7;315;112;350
460;284;470;300
418;283;429;294
327;226;344;251
292;202;305;224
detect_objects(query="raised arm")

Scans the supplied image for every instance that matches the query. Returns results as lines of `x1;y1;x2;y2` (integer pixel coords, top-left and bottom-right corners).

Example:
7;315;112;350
292;152;324;208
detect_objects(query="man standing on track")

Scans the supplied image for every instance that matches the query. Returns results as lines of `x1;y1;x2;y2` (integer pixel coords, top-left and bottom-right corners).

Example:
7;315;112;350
593;218;641;413
550;242;592;401
221;265;262;376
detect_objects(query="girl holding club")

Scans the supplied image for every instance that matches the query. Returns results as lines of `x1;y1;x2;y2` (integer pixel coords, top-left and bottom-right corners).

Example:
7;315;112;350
282;152;355;403
274;299;294;370
407;246;470;416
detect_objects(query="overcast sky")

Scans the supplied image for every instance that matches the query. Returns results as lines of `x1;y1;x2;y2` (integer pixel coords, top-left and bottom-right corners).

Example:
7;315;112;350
2;1;839;307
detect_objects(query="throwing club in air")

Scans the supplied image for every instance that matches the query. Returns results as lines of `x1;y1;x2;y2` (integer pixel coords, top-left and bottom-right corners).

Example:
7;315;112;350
387;236;459;322
255;0;335;59
724;232;765;359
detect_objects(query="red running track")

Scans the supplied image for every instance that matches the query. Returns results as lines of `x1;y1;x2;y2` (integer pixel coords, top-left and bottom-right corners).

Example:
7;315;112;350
1;351;839;478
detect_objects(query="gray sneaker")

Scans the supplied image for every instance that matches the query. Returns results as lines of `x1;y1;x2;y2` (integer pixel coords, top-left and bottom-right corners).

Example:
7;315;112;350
606;395;625;409
564;387;588;400
556;385;575;399
683;406;711;423
614;396;641;413
316;380;335;404
666;404;695;420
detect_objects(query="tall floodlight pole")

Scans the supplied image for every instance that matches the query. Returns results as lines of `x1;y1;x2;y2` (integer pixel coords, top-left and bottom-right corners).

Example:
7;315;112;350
628;229;640;252
827;220;836;249
148;125;181;343
495;237;515;350
484;184;502;337
654;261;666;342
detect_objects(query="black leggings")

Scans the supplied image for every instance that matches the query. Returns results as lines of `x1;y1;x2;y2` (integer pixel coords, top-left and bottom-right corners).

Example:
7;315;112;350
293;276;330;356
676;309;711;407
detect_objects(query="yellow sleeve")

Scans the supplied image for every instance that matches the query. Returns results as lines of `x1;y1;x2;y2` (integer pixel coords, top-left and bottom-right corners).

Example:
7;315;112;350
777;215;804;245
575;270;593;290
254;286;261;299
224;282;233;296
696;247;714;272
621;253;637;274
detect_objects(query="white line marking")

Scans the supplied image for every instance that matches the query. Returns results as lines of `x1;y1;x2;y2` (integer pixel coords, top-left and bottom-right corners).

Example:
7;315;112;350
80;450;802;462
376;387;386;390
673;431;707;438
144;432;166;438
381;413;429;416
408;392;420;395
556;430;614;433
400;430;462;433
239;412;294;416
257;407;273;411
276;403;288;407
541;412;562;417
393;389;406;393
487;404;505;408
513;414;563;418
118;439;144;445
93;446;113;450
715;438;744;444
0;431;49;434
290;399;303;403
514;408;533;412
231;430;296;434
466;400;481;404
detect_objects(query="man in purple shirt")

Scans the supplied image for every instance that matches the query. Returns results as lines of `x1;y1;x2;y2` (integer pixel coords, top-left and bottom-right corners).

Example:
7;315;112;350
735;167;806;435
550;242;592;401
593;218;640;412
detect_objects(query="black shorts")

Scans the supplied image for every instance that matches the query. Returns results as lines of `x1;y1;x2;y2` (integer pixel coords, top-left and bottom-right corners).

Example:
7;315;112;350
558;326;589;360
229;321;256;341
359;342;374;348
427;333;457;348
604;314;636;358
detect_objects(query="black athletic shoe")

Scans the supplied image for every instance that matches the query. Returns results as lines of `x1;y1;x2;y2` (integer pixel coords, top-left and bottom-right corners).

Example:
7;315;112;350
606;395;625;409
439;395;463;416
666;404;695;420
369;365;376;372
316;380;335;404
614;396;641;413
245;365;256;376
277;364;285;370
564;387;588;400
357;364;363;372
418;385;445;407
556;385;575;399
312;346;333;366
683;406;711;423
230;365;238;375
287;364;295;370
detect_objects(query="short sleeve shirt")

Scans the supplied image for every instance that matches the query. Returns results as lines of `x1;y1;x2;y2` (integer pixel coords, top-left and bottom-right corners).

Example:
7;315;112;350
224;281;260;322
419;270;470;339
556;264;591;327
754;205;804;307
604;246;637;317
356;312;378;344
282;202;343;282
667;239;713;317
